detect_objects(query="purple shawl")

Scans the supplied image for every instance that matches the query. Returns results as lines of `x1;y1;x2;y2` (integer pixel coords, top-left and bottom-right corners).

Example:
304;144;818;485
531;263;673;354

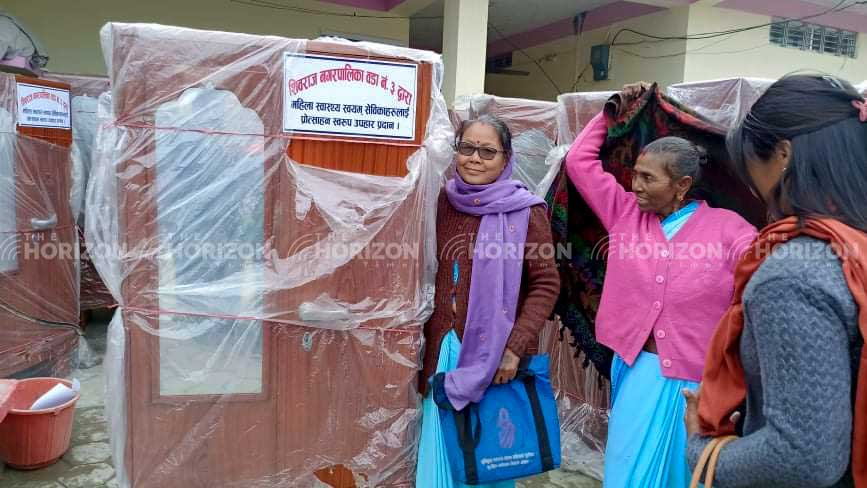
443;156;545;410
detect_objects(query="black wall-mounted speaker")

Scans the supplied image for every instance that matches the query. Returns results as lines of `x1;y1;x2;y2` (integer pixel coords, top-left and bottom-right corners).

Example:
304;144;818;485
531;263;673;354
590;44;609;81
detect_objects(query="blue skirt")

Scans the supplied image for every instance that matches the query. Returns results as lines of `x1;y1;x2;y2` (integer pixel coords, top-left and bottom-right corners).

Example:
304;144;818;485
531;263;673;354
603;352;699;488
416;330;516;488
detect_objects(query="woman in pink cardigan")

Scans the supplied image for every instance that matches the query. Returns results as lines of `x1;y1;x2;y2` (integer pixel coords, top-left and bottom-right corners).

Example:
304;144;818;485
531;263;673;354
565;84;757;488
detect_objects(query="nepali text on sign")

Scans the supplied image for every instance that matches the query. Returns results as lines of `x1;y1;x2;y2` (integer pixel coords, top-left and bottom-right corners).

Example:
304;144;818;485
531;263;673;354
16;83;71;129
283;53;418;140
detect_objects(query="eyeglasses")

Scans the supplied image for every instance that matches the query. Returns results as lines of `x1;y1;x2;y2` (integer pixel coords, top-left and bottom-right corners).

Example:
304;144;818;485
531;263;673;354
455;141;505;160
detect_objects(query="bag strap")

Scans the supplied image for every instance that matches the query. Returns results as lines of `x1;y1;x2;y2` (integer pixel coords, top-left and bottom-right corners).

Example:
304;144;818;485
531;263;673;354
517;356;534;373
704;435;737;487
522;375;555;472
689;437;723;488
470;404;482;447
454;409;480;484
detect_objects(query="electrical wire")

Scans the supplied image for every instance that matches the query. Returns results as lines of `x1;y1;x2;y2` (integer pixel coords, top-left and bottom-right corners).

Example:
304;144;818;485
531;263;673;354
488;22;564;95
614;31;738;60
606;0;864;82
0;299;81;333
570;12;586;91
612;0;864;60
546;1;863;87
613;46;732;59
609;0;864;47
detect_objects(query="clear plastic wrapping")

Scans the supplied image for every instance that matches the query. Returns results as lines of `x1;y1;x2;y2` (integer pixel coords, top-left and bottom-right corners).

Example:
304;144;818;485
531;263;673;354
551;91;615;198
539;319;608;480
45;72;115;311
556;91;616;145
670;78;867;126
44;72;111;220
667;77;774;128
0;73;81;379
90;23;452;487
452;94;560;197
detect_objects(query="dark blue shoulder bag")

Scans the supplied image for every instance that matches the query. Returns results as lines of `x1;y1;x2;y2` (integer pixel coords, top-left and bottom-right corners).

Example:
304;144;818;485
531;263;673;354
430;354;561;485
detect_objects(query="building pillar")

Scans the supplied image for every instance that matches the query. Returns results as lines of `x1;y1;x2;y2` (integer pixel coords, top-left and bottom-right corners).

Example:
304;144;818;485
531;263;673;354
441;0;489;107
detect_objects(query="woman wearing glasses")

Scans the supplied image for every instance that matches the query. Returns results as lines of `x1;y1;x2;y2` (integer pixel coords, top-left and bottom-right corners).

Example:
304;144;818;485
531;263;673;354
565;83;757;488
416;115;560;488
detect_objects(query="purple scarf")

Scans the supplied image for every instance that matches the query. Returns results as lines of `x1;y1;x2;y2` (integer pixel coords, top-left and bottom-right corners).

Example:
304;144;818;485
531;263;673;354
443;156;545;410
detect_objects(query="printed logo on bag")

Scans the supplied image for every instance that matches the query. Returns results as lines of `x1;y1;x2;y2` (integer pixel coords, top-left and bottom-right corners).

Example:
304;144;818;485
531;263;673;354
497;407;516;449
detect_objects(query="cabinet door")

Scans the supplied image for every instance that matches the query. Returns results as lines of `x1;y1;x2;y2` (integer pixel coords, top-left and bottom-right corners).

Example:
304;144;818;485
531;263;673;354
0;77;78;378
123;86;278;487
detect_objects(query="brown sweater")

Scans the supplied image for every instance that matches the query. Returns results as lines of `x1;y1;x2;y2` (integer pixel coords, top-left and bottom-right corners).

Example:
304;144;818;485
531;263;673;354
419;192;561;395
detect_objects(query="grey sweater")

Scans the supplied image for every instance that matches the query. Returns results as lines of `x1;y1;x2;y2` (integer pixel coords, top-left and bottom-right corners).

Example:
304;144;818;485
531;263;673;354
686;236;863;488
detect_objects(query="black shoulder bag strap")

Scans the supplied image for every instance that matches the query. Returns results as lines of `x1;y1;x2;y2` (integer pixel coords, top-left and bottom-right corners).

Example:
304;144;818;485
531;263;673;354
519;362;555;473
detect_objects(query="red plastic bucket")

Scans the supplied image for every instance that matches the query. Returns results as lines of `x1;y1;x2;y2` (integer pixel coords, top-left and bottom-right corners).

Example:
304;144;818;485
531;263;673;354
0;378;80;470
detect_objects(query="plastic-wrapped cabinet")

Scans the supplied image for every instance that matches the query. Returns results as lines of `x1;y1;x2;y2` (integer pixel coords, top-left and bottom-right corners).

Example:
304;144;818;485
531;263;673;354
453;94;560;197
556;90;616;145
90;23;452;487
45;72;115;311
44;72;110;220
667;77;774;128
0;74;80;378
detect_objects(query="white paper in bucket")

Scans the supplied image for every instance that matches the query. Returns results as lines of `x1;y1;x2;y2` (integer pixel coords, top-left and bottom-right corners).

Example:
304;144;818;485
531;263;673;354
29;379;80;410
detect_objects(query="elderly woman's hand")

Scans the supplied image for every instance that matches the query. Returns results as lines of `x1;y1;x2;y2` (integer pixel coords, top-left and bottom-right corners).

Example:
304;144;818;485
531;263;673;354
683;385;742;438
683;387;702;437
494;348;520;385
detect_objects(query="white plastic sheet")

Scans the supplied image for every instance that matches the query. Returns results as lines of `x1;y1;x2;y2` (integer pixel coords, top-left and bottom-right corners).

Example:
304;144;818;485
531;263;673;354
45;72;114;311
45;73;111;221
667;77;774;128
556;91;616;145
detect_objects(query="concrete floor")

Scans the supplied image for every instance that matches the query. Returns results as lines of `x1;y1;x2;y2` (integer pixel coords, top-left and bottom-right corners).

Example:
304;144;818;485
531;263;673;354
0;314;115;488
0;313;601;488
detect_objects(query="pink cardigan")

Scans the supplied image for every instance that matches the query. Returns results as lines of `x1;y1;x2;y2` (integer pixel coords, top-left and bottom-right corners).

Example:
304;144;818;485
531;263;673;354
565;113;757;382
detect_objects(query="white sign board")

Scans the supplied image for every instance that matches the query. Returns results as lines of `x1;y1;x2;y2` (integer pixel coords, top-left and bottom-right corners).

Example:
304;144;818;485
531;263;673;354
16;82;71;129
283;53;418;141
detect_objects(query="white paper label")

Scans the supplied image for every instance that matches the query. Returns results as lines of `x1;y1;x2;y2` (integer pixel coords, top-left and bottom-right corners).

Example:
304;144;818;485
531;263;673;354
283;53;418;141
16;82;71;129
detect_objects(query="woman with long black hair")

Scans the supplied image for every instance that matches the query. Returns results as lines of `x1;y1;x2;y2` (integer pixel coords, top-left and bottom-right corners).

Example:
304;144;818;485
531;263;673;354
685;74;867;488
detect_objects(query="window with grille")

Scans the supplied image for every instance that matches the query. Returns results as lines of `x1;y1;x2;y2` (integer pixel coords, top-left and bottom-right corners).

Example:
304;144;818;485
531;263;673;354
769;17;858;58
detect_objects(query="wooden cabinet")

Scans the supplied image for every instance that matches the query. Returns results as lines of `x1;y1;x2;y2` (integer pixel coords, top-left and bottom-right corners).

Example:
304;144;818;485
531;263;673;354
103;24;440;487
0;75;79;378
